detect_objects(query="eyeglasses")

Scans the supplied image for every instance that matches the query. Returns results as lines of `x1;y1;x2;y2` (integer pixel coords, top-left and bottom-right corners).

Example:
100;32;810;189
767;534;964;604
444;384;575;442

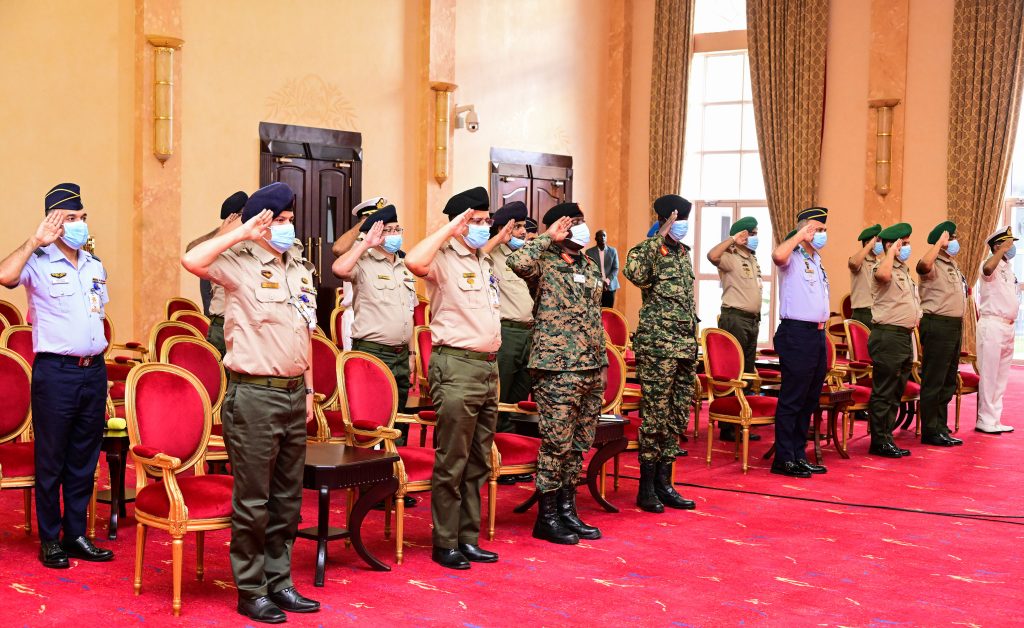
468;218;494;227
382;227;404;235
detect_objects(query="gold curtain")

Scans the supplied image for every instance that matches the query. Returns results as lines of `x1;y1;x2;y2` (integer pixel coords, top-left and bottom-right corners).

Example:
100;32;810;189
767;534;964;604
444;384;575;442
946;0;1024;353
648;0;695;205
745;0;829;239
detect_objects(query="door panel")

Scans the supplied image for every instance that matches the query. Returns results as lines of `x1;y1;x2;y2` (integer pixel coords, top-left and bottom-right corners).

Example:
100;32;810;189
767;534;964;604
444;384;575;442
531;178;565;220
314;163;350;290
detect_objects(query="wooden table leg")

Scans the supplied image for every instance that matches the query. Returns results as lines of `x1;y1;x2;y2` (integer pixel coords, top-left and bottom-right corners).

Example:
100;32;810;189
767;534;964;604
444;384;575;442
348;478;397;572
107;442;125;540
832;402;851;459
314;485;330;587
586;437;628;513
812;407;824;465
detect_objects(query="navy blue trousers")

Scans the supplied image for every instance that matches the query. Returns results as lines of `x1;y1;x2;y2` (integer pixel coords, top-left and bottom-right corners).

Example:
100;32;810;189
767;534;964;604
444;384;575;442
773;320;827;463
31;354;107;541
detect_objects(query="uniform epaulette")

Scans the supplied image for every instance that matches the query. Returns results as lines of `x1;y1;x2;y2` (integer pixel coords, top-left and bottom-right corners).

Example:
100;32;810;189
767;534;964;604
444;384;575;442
90;253;102;262
33;248;45;257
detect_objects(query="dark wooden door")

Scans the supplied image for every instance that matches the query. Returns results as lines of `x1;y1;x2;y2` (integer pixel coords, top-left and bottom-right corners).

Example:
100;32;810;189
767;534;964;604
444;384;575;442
488;148;573;225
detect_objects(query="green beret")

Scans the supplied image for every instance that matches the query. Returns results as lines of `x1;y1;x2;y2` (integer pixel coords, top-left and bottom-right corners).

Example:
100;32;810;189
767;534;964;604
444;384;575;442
858;224;881;242
729;216;757;236
927;221;956;244
878;222;912;242
785;228;797;240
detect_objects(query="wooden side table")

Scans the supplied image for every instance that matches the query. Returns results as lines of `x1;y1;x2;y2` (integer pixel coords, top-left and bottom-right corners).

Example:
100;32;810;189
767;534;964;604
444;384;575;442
92;429;135;540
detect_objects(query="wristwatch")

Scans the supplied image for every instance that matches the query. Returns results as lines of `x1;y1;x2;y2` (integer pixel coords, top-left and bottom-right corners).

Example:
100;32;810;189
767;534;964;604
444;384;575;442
305;387;315;395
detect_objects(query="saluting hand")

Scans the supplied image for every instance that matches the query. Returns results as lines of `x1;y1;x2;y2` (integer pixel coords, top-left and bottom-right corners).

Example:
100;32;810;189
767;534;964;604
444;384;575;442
997;238;1015;256
801;222;818;242
548;216;574;242
216;213;241;236
497;220;515;244
240;209;273;242
938;230;950;247
446;209;475;238
658;210;678;238
34;211;65;247
363;220;386;249
732;229;749;246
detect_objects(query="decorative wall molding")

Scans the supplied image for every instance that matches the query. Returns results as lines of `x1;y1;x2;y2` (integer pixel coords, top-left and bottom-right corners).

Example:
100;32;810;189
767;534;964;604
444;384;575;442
266;74;358;130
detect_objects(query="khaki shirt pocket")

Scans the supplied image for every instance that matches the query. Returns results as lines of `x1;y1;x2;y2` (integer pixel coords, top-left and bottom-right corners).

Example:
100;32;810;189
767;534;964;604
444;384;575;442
253;286;289;323
455;274;485;308
372;274;397;292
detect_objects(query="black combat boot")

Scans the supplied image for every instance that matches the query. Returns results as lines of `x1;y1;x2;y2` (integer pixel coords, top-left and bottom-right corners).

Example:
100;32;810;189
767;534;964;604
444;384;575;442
654;460;696;509
636;461;664;513
557;485;601;539
532;490;579;545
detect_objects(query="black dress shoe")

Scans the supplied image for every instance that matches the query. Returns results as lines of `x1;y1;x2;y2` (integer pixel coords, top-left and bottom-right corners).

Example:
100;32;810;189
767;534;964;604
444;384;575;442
432;547;471;570
795;459;827;474
868;442;902;458
39;541;69;569
458;543;499;563
61;535;114;562
514;473;534;482
268;586;320;613
497;475;518;485
237;596;287;624
922;434;956;447
945;434;963;445
897;447;911;456
770;461;811;478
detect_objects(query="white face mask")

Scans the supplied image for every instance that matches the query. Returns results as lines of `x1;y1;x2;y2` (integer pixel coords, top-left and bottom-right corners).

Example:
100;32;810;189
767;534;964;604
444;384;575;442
569;223;591;248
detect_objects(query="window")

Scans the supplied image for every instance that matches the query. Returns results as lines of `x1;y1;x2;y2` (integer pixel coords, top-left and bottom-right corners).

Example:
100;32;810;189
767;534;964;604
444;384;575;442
1000;115;1024;359
693;0;746;33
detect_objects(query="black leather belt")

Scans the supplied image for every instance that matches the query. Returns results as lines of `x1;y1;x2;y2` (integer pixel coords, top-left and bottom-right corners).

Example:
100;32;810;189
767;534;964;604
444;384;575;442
36;352;102;367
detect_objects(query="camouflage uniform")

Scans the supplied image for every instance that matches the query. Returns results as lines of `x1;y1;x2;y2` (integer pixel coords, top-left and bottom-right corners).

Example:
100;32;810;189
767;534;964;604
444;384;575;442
624;235;697;463
507;234;607;492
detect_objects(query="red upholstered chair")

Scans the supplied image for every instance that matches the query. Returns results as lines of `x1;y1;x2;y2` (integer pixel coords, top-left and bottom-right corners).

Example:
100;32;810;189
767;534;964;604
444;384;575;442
823;335;870;452
308;333;342;441
160;337;228;467
147;321;202;363
844;319;920;436
0;300;24;326
701;328;777;472
165;297;201;320
329;305;347;348
170;310;211;337
103;316;146;408
0;349;34;534
413;295;430;328
126;363;232;616
1;325;35;367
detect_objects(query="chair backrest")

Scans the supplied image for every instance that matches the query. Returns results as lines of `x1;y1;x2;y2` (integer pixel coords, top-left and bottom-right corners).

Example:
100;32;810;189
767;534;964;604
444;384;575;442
103;316;114;346
165;297;201;319
337;351;397;448
825;334;837;370
170;310;211;337
840;294;852;319
0;300;24;326
148;321;203;361
601;308;629;350
414;325;432;383
602;343;626;414
1;325;35;367
125;362;211;475
701;328;743;396
329;306;346;348
311;333;341;406
413;296;430;328
844;319;872;363
0;348;31;444
161;336;225;416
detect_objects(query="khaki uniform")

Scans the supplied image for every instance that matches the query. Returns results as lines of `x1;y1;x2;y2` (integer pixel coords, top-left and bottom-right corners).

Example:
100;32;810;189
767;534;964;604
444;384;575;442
424;238;501;549
867;259;920;446
208;241;315;600
850;252;877;328
490;243;534;433
716;245;762;371
206;273;227;356
918;255;967;437
977;258;1020;430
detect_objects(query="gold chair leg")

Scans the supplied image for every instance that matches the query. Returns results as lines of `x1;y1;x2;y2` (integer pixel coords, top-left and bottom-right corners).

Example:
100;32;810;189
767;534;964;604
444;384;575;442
196;531;205;581
734;428;741;461
613;454;620;491
914;401;921;437
599;462;607;498
171;536;184;616
87;468;99;540
706;419;714;467
488;476;497;541
23;489;32;535
134;524;147;594
395;498;405;565
955;391;962;432
741;425;750;473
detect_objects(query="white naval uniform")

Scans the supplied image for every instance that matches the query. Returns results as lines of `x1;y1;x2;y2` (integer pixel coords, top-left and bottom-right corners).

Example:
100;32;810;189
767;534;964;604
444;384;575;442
976;257;1020;431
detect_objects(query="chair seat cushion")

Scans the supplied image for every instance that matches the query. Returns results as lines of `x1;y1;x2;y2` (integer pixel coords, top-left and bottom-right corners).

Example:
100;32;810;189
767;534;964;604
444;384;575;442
322;409;344;437
959;370;979;387
756;368;781;380
396;446;435;483
517;400;538;413
494;433;539;466
709;394;777;418
0;441;34;479
135;474;233;520
903;381;920;398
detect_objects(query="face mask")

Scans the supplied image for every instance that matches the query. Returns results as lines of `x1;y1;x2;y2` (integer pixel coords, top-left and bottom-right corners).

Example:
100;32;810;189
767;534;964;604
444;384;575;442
746;235;759;251
60;221;89;250
382;235;403;254
569;223;591;248
945;240;960;256
508;236;525;250
898;244;912;262
872;241;883;256
669;220;688;241
464;224;490;249
265;223;295;253
811;232;828;250
1005;246;1017;261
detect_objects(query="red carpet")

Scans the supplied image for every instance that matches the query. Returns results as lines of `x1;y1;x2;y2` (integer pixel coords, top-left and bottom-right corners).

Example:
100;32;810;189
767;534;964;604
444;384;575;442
2;369;1022;626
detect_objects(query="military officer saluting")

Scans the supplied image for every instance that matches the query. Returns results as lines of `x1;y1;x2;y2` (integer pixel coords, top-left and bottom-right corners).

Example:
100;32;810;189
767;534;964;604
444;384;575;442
975;225;1019;434
182;182;321;623
405;187;502;570
0;183;114;568
624;194;698;513
508;202;607;544
866;222;921;458
332;197;392;351
916;221;966;446
707;215;763;443
848;224;882;328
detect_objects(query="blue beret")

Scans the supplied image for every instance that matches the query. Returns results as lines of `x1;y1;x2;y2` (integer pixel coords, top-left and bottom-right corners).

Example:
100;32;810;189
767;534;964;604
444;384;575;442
45;183;83;213
491;201;528;232
653;195;691;220
797;206;829;223
242;182;295;221
359;204;398;233
221;191;248;219
443;187;490;220
542;202;583;227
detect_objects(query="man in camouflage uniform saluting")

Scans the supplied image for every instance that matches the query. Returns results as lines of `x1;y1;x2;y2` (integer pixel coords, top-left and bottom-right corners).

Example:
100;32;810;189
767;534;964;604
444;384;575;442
508;202;607;545
624;194;697;514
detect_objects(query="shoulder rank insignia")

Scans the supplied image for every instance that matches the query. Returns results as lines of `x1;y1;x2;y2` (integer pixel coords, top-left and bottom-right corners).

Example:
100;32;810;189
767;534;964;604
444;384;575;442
261;270;273;279
50;272;67;279
301;277;309;284
34;248;45;257
560;252;575;264
91;277;106;284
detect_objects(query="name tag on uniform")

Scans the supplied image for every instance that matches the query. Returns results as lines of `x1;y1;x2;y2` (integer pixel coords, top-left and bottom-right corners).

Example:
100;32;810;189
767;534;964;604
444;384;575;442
573;273;586;283
88;291;102;313
377;274;391;280
463;272;476;285
261;281;279;289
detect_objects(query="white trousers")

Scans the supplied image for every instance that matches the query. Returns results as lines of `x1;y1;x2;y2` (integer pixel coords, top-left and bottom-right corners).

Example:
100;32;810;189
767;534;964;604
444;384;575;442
976;317;1015;429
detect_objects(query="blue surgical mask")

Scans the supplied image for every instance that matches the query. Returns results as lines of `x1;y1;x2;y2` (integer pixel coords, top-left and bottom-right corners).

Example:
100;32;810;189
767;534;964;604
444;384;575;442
898;244;912;262
464;224;490;249
746;236;759;251
945;240;960;256
569;223;591;247
266;223;295;253
1005;246;1017;261
811;232;828;250
382;235;403;254
61;220;89;250
669;220;688;241
872;241;884;256
508;236;525;250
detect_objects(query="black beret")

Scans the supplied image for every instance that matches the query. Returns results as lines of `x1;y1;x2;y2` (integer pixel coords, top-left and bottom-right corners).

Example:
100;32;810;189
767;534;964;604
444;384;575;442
858;224;881;242
221;191;248;219
242;182;295;221
490;201;528;235
797;206;828;223
927;221;956;245
524;217;539;234
359;204;398;233
443;186;490;220
653;195;691;221
729;216;757;236
542;202;583;227
878;222;912;242
45;183;83;213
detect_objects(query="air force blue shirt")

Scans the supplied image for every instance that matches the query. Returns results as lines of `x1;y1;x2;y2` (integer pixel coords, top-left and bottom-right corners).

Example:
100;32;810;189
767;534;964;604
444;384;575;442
778;245;830;324
18;244;109;357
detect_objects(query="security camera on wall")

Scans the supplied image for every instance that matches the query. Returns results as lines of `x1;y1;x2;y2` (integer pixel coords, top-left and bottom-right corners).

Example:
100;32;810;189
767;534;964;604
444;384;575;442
454;104;479;132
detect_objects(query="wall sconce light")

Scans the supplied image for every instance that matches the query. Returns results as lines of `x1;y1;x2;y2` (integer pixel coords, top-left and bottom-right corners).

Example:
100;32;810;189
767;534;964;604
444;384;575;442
431;82;457;184
869;98;900;196
147;36;184;164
